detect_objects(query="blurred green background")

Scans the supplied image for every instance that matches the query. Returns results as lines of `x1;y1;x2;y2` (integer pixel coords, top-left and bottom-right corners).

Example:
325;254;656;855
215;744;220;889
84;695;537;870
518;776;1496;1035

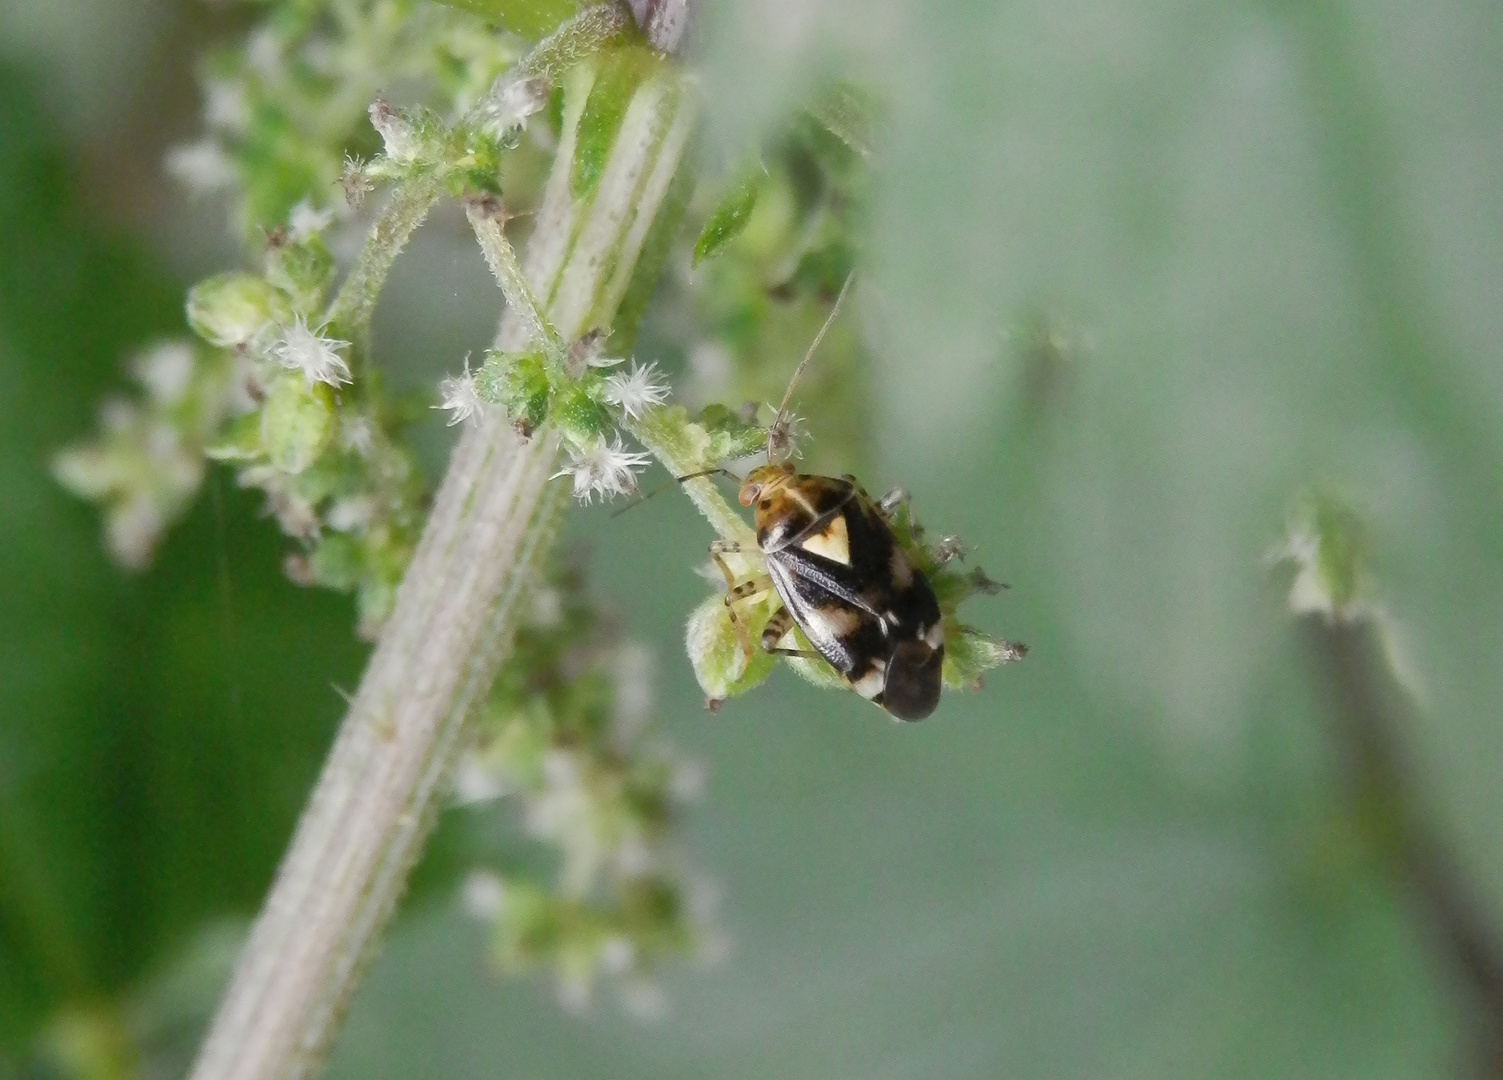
3;0;1503;1077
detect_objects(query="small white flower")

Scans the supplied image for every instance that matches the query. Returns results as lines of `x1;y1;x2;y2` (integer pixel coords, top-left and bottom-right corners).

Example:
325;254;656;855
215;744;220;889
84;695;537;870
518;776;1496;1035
164;139;236;193
203;78;248;132
245;27;282;77
287;199;334;243
435;359;484;426
339;416;375;456
131;342;196;405
602;361;670;420
106;494;165;571
480;74;549;141
271;316;352;388
461;871;506;920
325;496;373;532
452;755;506;805
764;404;809;459
552;435;651;504
599;937;635;975
529;586;563;628
669;759;707;804
619;979;667;1022
611;643;654;741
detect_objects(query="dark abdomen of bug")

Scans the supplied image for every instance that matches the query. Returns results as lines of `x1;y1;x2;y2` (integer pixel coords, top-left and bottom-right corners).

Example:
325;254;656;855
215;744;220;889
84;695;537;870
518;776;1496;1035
755;474;944;721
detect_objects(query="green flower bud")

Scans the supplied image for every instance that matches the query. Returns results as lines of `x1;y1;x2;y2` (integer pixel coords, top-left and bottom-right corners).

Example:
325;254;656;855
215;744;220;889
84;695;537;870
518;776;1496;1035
940;621;1027;690
684;592;775;702
186;272;290;347
1281;491;1372;620
477;351;551;437
693;403;768;461
260;373;334;473
550;384;613;448
265;237;335;314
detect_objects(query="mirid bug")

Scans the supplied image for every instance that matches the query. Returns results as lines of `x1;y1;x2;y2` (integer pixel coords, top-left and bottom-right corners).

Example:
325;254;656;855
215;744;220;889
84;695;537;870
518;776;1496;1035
705;277;958;721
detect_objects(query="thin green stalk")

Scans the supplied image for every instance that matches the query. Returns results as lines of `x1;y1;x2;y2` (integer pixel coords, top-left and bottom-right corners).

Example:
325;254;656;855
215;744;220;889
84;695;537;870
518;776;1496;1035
323;174;443;355
466;204;560;352
628;410;754;546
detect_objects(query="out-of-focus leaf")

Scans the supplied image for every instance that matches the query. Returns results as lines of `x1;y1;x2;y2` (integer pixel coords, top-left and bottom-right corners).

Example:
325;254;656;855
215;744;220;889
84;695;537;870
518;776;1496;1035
0;64;364;1061
692;170;762;267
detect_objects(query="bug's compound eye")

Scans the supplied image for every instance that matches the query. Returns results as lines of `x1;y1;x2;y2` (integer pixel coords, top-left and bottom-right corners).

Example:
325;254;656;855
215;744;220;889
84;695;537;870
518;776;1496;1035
739;483;761;507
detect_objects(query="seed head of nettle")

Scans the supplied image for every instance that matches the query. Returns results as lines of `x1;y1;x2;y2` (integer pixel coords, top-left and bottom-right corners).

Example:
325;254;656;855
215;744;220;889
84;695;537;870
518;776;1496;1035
436;358;485;426
552;435;651;504
602;361;670;420
271;316;352;388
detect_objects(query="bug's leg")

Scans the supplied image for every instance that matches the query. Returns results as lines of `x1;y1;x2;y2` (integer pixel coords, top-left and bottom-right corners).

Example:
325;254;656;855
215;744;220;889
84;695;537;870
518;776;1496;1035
879;486;924;539
759;605;823;660
709;540;769;665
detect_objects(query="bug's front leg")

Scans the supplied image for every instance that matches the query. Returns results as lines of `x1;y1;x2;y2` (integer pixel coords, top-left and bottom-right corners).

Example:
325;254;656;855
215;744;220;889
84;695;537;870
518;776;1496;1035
710;540;771;666
760;605;821;660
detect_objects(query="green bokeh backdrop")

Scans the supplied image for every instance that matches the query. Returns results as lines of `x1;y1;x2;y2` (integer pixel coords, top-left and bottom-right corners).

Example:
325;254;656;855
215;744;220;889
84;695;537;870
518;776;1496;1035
3;0;1502;1076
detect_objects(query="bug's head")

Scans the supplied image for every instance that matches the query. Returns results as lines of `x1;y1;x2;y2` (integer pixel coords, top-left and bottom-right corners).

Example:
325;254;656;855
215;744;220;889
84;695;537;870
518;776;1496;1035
739;462;795;507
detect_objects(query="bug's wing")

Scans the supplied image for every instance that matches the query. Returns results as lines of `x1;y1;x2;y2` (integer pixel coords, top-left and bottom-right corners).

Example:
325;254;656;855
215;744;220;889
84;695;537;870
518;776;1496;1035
764;553;887;681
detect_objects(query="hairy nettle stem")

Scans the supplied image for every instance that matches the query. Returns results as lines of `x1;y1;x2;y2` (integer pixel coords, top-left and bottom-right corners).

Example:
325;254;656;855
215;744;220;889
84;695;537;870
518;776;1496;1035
187;56;696;1080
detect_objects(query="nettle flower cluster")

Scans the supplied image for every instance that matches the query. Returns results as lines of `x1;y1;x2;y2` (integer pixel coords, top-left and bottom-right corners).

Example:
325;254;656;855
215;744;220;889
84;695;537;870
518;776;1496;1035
457;554;717;1013
58;0;714;1011
165;0;530;238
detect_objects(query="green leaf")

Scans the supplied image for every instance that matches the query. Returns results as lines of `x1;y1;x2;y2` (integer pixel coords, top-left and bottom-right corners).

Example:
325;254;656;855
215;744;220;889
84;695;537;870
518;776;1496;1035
805;80;882;159
693;170;762;267
0;63;365;1061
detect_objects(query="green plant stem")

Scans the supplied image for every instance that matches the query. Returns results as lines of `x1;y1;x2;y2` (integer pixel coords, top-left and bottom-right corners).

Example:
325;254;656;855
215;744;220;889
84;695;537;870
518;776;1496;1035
628;411;754;547
186;58;695;1080
466;205;560;352
323;174;443;356
1306;617;1503;1070
513;2;630;82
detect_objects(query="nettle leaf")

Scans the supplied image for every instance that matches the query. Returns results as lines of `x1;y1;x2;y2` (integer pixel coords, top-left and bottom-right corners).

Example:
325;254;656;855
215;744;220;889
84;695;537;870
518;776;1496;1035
572;44;664;201
693;170;762;267
806;80;882;159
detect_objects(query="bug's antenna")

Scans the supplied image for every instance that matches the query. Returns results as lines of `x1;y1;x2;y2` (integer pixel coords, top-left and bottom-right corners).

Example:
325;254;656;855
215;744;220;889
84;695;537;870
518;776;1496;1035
610;468;735;518
768;272;855;460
